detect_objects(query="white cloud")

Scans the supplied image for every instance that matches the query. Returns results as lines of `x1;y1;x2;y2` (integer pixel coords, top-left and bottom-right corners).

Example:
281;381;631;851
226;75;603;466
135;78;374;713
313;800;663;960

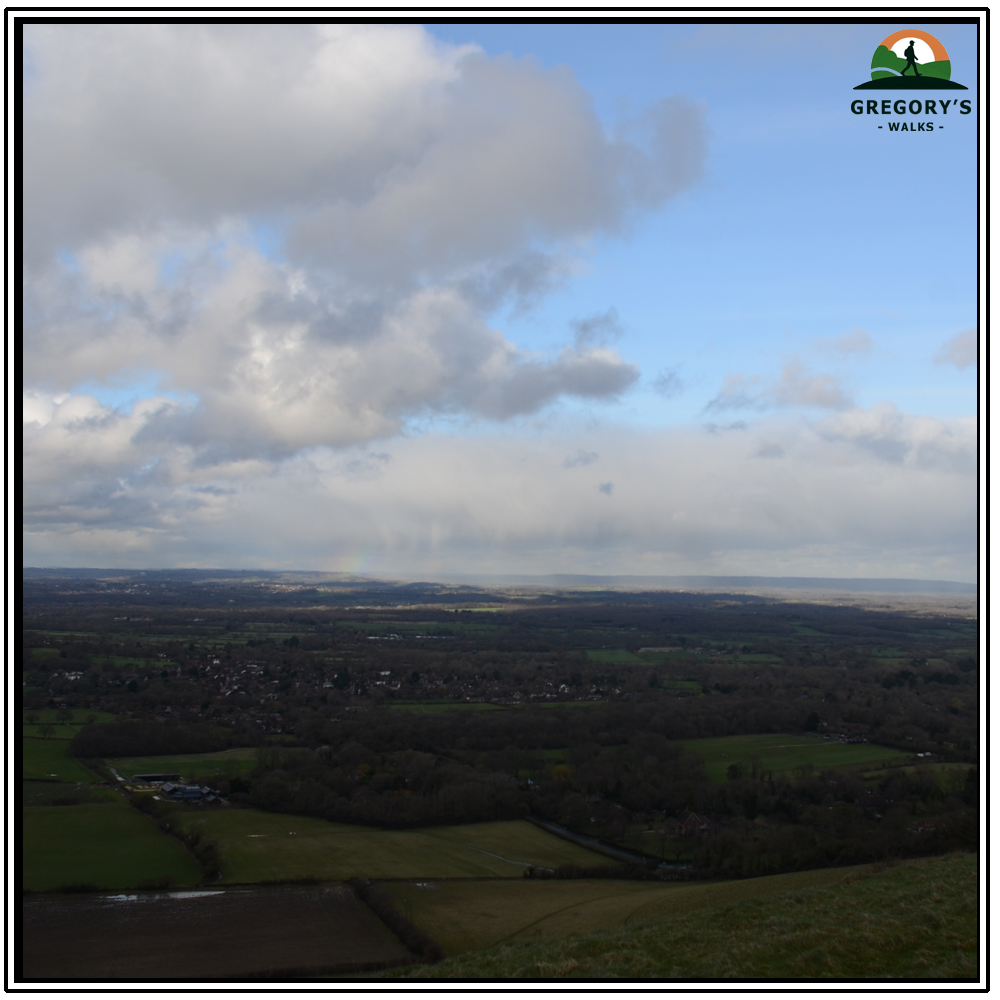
23;24;704;458
817;402;975;474
934;329;977;369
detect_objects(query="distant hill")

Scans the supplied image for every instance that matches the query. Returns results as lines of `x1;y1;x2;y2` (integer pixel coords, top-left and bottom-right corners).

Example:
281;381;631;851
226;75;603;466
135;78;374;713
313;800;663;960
437;573;976;595
21;567;975;595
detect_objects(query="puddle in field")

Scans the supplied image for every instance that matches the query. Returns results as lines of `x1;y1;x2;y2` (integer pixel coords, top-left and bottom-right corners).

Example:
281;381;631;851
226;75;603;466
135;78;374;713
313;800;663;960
24;884;412;979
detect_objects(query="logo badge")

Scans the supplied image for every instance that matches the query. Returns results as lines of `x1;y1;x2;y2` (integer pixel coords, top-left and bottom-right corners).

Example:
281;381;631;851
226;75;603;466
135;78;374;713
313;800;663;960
854;30;968;89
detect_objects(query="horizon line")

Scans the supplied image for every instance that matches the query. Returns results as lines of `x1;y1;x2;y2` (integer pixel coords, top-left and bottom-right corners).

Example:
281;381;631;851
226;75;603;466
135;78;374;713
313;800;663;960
22;567;977;595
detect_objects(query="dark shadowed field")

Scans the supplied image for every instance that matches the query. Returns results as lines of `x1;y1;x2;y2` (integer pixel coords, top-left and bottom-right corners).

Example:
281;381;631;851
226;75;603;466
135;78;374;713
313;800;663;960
21;884;412;981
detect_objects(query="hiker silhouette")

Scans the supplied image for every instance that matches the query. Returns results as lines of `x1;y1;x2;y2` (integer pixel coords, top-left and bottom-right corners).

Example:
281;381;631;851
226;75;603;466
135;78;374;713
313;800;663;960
900;40;921;76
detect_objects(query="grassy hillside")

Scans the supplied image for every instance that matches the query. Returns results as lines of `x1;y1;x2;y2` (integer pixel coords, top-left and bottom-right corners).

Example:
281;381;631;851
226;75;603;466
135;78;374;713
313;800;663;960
385;852;977;980
384;864;886;955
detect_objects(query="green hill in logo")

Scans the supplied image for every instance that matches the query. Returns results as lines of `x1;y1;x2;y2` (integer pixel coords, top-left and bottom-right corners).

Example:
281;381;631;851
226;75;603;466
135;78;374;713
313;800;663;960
854;30;968;90
871;45;951;81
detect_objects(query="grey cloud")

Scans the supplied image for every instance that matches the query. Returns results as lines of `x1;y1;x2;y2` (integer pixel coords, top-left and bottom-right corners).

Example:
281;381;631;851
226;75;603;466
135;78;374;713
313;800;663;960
618;96;708;208
652;367;684;398
571;308;623;348
452;346;639;422
707;360;851;413
564;450;598;468
934;329;977;369
598;481;614;495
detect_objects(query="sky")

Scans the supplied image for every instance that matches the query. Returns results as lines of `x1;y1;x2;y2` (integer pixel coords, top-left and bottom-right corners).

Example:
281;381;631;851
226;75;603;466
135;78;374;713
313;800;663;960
21;19;980;581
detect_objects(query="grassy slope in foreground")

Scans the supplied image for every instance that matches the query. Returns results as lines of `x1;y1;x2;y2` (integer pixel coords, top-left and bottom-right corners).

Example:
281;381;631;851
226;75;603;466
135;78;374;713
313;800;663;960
173;812;608;882
23;801;202;891
387;852;977;980
384;864;878;955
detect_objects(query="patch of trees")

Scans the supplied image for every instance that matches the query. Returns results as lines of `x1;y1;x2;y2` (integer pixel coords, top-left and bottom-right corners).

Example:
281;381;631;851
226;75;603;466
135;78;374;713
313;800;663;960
686;766;978;879
240;745;524;828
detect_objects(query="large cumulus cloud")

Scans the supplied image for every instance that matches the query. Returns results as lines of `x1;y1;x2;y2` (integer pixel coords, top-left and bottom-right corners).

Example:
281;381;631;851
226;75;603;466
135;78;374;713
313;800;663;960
24;23;706;459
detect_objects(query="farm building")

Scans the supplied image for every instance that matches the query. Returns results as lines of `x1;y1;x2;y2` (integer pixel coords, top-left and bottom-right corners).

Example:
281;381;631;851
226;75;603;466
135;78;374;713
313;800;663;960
678;811;711;836
159;782;220;803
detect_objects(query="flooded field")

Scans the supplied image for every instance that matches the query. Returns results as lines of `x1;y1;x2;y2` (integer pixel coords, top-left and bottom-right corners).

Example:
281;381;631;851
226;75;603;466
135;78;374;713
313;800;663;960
22;884;413;980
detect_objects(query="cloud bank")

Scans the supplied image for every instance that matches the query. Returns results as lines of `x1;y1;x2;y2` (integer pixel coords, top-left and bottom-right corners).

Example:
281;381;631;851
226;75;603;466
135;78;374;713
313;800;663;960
23;396;975;580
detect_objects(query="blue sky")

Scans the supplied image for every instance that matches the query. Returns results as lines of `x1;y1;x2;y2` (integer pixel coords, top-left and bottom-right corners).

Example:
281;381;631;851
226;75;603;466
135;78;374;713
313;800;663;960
425;22;977;426
22;21;979;579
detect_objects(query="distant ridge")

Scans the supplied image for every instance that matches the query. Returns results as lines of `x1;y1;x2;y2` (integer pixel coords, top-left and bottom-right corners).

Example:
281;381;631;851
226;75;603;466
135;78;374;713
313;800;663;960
437;574;976;595
21;567;975;595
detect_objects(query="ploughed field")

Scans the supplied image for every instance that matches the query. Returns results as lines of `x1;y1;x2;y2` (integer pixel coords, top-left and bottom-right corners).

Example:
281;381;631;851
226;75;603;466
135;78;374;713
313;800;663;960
22;884;411;980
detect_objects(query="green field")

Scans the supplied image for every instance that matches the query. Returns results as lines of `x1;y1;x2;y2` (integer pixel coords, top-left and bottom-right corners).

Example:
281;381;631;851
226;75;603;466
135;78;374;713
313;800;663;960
586;649;725;665
22;738;99;782
387;852;978;979
585;650;648;664
170;812;608;883
22;709;116;726
659;679;702;693
23;725;86;740
23;801;202;890
388;701;507;713
383;862;899;955
108;748;259;781
682;734;909;783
